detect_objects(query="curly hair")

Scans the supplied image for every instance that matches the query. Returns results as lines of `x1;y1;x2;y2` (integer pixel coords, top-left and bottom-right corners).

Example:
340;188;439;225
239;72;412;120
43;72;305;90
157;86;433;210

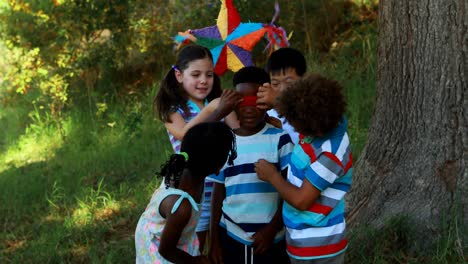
276;73;346;137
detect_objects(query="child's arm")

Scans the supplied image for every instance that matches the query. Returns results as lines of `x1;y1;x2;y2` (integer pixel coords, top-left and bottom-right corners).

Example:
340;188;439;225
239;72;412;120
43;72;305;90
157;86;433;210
255;159;321;211
223;111;240;129
159;196;209;263
165;90;241;140
209;182;225;264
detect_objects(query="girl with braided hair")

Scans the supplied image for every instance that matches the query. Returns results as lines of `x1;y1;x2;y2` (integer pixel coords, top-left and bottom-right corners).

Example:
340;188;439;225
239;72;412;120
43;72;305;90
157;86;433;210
135;122;237;263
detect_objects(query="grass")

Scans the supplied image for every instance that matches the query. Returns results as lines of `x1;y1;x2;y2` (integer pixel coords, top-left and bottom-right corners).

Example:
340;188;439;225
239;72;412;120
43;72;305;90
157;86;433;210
0;91;171;263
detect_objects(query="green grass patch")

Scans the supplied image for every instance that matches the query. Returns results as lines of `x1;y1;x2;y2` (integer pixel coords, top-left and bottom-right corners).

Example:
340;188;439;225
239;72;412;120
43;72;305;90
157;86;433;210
0;91;171;262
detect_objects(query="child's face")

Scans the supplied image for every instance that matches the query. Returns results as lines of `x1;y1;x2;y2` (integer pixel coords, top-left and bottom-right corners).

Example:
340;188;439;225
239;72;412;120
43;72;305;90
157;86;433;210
235;82;266;129
175;57;214;104
270;68;301;93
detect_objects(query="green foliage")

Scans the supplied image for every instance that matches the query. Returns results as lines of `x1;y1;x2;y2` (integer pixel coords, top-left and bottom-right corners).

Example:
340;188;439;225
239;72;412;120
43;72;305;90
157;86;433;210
0;0;378;113
306;5;378;159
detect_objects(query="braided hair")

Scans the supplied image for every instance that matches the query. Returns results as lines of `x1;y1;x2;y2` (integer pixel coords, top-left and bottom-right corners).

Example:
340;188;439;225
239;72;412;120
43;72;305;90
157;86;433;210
157;122;237;188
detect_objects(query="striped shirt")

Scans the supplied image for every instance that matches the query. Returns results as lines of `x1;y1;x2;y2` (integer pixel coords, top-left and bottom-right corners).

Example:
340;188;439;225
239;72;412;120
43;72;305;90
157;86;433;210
208;123;294;245
167;99;208;153
267;108;299;144
284;117;353;260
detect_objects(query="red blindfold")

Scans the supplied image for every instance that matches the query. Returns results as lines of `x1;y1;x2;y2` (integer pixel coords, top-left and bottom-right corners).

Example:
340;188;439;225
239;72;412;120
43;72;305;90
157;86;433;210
238;96;258;108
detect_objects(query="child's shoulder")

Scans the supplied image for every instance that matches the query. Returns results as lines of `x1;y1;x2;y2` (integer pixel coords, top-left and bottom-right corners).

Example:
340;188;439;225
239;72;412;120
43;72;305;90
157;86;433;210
263;123;288;134
263;123;293;140
261;124;293;149
157;188;199;212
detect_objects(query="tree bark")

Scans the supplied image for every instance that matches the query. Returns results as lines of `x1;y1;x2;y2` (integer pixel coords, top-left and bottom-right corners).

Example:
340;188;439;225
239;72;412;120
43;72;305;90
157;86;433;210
347;0;467;245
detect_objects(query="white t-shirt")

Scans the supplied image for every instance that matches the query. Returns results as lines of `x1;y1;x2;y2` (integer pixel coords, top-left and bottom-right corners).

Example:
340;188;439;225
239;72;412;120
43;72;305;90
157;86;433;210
267;109;299;144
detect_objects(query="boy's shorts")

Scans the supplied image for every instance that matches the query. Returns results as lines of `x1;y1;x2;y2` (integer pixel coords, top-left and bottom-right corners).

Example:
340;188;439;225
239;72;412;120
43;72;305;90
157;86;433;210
219;227;290;264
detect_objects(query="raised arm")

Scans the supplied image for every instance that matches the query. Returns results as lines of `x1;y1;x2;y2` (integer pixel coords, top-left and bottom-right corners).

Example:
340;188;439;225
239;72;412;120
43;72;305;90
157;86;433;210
165;90;241;140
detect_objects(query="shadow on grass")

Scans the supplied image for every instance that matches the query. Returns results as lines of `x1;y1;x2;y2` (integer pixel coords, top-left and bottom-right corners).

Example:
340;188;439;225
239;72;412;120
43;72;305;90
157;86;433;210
0;107;170;263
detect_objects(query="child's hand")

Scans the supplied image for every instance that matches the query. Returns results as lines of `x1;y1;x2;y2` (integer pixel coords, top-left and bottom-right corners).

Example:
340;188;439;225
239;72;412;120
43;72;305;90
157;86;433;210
256;83;279;110
251;224;276;255
254;159;278;183
216;90;242;117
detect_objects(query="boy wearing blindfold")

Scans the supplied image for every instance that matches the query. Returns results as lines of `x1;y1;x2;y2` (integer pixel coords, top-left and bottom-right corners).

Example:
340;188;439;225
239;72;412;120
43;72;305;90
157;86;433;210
208;66;294;264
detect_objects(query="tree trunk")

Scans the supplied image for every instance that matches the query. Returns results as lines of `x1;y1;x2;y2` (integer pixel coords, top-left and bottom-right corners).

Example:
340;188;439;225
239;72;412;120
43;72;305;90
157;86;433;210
347;0;467;245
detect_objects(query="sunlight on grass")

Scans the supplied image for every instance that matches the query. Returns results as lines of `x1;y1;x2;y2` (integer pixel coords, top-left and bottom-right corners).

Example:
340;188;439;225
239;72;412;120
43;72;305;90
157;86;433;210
2;238;27;254
70;200;121;228
0;131;64;173
66;179;121;228
70;244;89;260
0;111;78;174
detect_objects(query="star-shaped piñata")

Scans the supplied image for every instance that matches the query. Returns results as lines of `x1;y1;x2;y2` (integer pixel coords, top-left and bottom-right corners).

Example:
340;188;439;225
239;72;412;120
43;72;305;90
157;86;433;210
174;0;290;76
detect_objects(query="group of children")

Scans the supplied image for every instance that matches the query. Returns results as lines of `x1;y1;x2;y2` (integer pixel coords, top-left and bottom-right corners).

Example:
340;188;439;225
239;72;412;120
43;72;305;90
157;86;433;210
135;44;353;264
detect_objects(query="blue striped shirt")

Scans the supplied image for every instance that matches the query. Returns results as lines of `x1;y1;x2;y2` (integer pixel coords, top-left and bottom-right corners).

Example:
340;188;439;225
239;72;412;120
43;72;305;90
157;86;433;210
284;117;352;259
208;123;294;245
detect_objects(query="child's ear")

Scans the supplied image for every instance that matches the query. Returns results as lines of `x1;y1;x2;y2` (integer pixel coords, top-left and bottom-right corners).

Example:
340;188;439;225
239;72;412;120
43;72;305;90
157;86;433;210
174;69;183;83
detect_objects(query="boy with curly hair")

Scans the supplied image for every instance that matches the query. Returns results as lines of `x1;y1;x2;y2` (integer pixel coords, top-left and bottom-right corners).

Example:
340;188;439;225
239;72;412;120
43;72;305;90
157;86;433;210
255;73;352;264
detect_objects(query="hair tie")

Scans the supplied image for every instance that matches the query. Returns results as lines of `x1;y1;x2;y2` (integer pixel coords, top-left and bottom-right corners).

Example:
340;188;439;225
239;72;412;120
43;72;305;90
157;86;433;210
179;152;189;162
171;65;179;71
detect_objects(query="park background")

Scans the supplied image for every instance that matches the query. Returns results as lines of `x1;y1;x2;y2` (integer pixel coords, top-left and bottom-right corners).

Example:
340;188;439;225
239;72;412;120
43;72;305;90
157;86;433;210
0;0;464;263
